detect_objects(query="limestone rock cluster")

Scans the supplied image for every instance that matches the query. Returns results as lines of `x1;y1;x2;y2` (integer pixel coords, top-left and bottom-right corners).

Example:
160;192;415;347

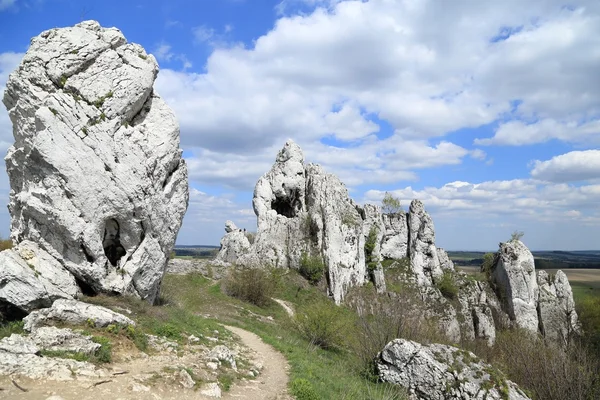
0;20;188;316
377;338;531;400
217;140;581;348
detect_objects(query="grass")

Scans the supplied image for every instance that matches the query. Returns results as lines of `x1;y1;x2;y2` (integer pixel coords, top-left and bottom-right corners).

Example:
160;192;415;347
145;271;409;399
0;320;24;339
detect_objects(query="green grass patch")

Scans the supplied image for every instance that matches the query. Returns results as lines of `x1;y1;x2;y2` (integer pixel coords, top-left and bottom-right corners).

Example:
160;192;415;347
0;320;24;339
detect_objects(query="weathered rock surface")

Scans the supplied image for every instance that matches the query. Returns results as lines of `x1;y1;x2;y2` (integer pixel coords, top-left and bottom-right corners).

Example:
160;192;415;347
0;333;101;380
408;200;444;287
537;270;580;343
0;241;78;316
380;212;408;260
2;20;188;306
30;326;101;355
377;338;531;400
24;299;134;332
490;240;539;332
215;221;251;264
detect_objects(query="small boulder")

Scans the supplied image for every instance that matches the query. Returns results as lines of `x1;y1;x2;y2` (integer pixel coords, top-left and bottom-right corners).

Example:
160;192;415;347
30;326;101;355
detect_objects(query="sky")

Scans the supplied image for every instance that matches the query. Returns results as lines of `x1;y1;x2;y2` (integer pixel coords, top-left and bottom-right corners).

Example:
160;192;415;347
0;0;599;251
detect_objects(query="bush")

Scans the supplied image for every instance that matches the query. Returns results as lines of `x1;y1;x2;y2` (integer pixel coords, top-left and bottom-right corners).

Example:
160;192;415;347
382;192;402;214
0;236;12;251
222;267;274;307
510;231;524;242
0;320;24;339
435;271;458;300
294;300;351;350
467;329;600;400
91;336;112;363
290;378;320;400
299;252;324;285
481;252;495;280
364;226;379;273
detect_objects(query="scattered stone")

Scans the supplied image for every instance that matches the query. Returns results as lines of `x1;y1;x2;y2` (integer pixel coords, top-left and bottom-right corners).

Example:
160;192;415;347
129;382;150;392
23;299;134;332
377;338;531;400
2;20;188;305
209;345;237;371
178;369;195;389
200;382;222;398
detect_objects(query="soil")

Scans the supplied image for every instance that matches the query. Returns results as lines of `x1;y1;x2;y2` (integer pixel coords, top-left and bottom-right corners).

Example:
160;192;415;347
0;325;291;400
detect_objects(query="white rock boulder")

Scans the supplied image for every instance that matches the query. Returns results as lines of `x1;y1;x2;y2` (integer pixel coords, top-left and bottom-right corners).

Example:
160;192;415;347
490;240;539;333
2;20;188;304
537;270;580;344
377;338;531;400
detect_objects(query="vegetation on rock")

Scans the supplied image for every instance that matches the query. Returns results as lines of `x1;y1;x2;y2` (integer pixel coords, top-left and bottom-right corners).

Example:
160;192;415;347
381;192;402;214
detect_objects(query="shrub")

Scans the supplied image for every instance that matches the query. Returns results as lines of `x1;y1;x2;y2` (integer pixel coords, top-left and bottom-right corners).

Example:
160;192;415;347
435;271;458;300
467;329;600;400
299;252;324;285
510;230;524;242
364;226;379;273
290;378;320;400
481;252;495;280
91;336;112;363
382;192;402;214
222;267;274;307
294;300;350;350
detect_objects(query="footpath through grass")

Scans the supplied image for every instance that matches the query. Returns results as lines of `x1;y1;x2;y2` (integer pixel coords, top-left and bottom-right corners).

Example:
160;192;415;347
157;271;408;399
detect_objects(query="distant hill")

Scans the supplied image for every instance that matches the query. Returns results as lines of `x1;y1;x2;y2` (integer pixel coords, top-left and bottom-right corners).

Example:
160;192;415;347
173;245;219;258
448;250;600;269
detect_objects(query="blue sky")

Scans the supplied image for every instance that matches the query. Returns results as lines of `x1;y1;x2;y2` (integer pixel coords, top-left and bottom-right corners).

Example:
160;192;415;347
1;0;600;251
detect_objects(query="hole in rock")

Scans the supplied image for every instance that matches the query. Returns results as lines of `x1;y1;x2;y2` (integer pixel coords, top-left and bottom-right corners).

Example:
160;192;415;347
0;301;27;322
271;188;301;218
75;276;97;296
103;218;126;267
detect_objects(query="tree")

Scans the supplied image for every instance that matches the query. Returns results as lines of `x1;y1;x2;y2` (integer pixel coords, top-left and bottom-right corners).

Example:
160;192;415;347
510;230;525;242
381;192;402;214
481;252;495;279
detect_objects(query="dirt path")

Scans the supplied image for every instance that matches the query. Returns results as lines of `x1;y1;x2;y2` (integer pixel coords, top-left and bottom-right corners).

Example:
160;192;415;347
272;298;295;317
0;326;291;400
223;326;291;400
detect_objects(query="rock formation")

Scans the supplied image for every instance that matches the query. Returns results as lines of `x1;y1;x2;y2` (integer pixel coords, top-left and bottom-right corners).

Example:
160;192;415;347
1;20;188;312
377;338;531;400
216;140;580;347
536;270;580;344
489;240;539;332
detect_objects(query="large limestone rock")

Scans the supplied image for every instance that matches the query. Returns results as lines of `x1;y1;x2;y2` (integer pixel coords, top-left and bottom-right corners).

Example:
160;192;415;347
377;338;531;400
489;240;539;332
408;200;444;287
214;221;251;264
229;140;366;303
380;212;408;260
537;270;580;344
2;20;188;305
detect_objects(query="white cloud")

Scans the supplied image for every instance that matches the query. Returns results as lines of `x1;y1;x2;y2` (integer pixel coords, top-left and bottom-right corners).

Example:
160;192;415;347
153;42;173;61
0;0;15;11
193;25;215;44
530;150;600;182
475;119;600;146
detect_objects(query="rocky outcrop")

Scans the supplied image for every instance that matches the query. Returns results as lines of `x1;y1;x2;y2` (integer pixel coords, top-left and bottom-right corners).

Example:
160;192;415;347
380;212;408;260
408;200;444;287
30;326;101;355
377;338;531;400
536;270;580;344
2;20;188;307
0;333;101;380
215;221;251;264
23;299;135;332
489;240;539;332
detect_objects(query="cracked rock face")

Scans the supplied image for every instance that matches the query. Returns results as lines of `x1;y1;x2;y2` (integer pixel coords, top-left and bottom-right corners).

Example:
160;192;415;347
1;20;188;307
490;240;539;332
537;270;581;344
377;338;531;400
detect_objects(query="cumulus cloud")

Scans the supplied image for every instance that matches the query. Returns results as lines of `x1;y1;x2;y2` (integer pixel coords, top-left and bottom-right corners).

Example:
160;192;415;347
530;150;600;182
0;0;15;11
